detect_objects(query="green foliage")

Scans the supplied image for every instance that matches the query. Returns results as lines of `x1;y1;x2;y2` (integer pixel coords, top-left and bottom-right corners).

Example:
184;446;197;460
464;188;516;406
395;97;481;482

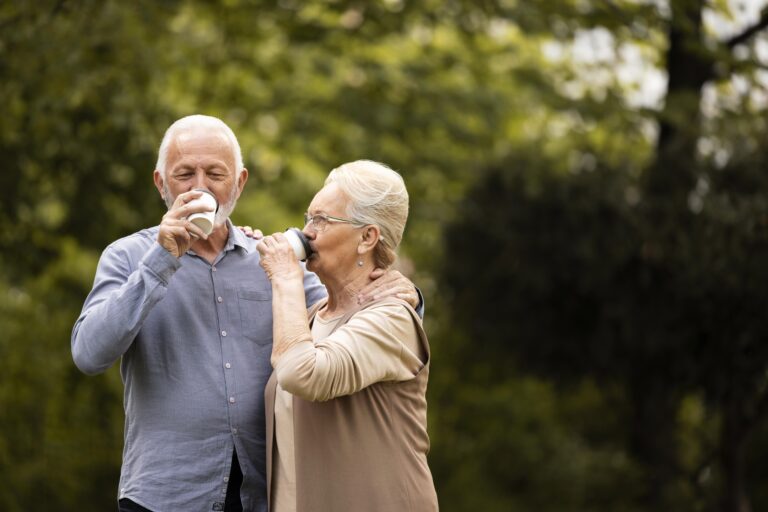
428;306;644;511
442;143;768;507
440;0;768;506
2;0;768;510
0;0;173;279
0;240;123;510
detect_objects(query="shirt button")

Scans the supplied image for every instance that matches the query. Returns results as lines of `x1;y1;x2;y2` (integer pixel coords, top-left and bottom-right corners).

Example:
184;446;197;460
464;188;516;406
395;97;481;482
232;428;238;435
212;266;217;272
223;476;229;483
221;330;227;337
225;362;231;369
229;396;235;404
217;296;223;303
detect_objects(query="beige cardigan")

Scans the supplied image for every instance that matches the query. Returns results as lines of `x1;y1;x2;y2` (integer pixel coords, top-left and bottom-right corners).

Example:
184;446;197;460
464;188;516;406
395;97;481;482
265;298;438;512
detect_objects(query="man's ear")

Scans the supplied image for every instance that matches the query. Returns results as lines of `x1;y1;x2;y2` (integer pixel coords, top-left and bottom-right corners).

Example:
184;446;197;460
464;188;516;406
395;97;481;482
153;170;165;199
235;168;249;198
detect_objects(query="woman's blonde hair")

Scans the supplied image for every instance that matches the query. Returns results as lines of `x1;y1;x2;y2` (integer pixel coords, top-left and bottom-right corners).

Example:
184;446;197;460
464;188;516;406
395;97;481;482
325;160;409;268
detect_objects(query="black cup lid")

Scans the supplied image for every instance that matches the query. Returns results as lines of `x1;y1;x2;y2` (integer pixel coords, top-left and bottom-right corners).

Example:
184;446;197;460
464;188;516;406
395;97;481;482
286;227;313;260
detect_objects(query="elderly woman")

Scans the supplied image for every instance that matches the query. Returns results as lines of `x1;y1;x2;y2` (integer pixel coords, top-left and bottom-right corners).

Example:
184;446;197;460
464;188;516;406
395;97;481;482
256;160;438;512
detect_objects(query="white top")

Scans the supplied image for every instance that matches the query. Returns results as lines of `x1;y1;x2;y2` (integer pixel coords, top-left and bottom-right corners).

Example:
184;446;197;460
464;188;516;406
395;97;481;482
271;302;426;512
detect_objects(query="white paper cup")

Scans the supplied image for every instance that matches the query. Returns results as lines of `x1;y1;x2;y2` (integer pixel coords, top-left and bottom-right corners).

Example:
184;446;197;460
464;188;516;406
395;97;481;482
284;228;313;261
187;190;218;236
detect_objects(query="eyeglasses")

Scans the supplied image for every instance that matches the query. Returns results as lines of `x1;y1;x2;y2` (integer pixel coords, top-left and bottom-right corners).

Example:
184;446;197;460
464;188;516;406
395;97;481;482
303;212;364;232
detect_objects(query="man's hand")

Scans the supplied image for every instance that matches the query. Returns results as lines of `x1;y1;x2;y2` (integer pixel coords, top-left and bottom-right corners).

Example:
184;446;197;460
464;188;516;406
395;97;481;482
237;225;264;240
157;190;211;258
358;269;420;309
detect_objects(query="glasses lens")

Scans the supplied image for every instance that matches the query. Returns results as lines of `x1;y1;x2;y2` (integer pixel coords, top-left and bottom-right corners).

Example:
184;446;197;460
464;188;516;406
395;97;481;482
304;213;327;231
313;215;327;232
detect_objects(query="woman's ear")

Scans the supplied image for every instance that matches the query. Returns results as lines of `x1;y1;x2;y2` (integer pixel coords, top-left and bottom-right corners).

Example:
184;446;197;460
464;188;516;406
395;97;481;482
358;225;380;254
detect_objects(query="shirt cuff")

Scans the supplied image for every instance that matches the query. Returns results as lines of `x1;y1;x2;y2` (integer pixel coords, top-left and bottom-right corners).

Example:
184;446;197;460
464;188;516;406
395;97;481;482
140;242;182;285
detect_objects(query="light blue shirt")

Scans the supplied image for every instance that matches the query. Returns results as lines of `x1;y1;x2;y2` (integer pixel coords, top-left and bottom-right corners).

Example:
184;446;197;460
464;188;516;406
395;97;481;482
71;221;326;512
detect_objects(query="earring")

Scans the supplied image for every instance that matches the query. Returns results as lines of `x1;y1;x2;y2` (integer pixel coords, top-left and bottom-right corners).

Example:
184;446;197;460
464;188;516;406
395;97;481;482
357;259;364;267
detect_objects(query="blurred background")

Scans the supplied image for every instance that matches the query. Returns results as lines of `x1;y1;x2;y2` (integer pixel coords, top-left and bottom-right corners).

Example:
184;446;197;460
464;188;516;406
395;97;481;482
2;0;768;510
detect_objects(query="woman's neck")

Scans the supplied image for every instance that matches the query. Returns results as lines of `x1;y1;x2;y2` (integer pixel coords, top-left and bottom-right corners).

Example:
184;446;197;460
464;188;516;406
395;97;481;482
322;264;374;315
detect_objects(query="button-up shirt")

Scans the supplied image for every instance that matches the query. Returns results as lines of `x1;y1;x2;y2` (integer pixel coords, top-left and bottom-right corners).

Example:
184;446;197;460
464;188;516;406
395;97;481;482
71;221;326;512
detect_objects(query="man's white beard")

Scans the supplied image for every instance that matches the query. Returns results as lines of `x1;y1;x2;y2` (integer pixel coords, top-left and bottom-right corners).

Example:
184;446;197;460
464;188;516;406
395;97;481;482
163;183;239;228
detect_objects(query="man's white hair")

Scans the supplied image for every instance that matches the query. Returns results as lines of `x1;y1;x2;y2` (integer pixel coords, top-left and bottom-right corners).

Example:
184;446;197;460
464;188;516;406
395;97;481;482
155;115;244;178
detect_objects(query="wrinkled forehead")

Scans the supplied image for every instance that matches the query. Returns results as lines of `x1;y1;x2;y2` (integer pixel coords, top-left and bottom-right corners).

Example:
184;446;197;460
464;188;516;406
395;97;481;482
309;183;349;214
168;127;236;167
174;127;231;153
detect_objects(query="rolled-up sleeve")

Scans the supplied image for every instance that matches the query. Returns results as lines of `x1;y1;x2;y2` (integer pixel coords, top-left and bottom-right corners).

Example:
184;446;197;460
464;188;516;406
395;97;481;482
71;241;180;375
275;302;424;402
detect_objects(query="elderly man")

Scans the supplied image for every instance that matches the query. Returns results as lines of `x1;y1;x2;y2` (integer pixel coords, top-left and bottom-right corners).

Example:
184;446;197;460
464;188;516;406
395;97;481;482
71;115;420;512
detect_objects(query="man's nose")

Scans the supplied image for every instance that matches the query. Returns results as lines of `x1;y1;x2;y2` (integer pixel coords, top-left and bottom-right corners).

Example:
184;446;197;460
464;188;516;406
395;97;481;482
192;170;208;189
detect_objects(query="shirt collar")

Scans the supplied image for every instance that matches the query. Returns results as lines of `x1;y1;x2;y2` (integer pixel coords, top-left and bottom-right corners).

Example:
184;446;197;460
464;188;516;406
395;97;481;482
185;219;252;259
227;219;252;254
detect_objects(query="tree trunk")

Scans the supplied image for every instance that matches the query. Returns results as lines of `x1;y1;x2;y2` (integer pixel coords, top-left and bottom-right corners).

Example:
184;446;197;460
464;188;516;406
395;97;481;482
628;378;680;509
645;0;712;203
720;393;752;512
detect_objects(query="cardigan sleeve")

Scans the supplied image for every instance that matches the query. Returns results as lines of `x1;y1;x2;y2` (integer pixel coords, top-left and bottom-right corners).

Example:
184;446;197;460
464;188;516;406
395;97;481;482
274;301;425;402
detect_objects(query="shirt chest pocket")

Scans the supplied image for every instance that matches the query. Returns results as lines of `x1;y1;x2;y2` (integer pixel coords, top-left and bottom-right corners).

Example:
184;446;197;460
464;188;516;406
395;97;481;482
237;289;273;345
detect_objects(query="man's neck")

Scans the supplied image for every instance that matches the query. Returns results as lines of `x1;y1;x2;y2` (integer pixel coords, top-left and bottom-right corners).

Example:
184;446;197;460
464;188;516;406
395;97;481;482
190;223;229;264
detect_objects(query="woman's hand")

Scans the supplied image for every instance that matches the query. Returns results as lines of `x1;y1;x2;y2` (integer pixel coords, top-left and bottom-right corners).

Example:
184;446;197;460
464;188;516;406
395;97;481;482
257;232;304;282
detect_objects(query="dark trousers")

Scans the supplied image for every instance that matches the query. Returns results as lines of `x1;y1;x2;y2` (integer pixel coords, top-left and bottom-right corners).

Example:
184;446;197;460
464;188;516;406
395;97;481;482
118;450;243;512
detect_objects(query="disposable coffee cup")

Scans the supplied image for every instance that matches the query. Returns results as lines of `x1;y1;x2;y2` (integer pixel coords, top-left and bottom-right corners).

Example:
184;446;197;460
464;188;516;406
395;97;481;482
284;228;313;261
187;189;218;236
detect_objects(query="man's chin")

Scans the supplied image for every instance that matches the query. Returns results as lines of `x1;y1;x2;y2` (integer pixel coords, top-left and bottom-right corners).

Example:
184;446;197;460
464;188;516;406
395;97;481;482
213;211;231;227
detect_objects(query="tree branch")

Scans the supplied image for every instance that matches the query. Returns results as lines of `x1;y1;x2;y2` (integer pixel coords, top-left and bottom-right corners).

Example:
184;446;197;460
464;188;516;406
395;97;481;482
748;384;768;426
725;7;768;48
0;13;22;30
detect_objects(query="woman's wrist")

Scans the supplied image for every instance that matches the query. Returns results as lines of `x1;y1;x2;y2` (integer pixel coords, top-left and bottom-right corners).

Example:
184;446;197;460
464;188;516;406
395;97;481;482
271;268;305;289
